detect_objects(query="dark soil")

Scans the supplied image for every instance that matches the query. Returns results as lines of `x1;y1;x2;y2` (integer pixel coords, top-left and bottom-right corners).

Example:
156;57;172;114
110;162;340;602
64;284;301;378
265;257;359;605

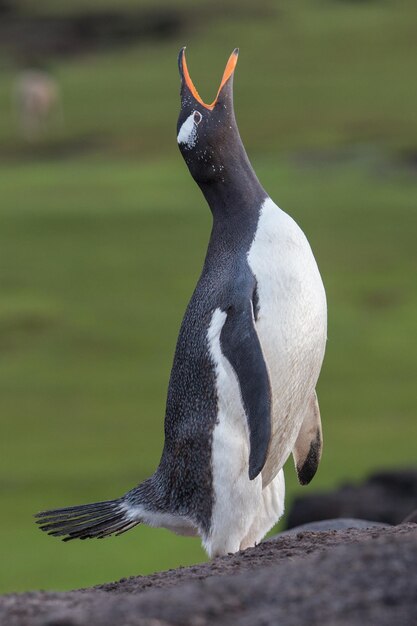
1;523;416;626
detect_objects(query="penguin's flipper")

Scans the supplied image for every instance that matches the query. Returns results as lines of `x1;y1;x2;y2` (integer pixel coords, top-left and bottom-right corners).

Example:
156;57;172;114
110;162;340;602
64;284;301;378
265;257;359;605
292;391;323;485
220;302;271;480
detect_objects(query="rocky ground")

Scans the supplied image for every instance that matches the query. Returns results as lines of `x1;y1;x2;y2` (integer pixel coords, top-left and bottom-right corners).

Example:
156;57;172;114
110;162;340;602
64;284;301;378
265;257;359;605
1;523;416;626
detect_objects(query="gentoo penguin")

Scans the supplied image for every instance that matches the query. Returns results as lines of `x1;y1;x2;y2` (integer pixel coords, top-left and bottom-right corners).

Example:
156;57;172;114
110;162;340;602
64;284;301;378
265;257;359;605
35;49;327;557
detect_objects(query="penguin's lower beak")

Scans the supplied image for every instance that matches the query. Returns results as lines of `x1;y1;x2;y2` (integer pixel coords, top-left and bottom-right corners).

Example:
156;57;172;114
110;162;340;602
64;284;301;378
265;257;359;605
179;48;239;111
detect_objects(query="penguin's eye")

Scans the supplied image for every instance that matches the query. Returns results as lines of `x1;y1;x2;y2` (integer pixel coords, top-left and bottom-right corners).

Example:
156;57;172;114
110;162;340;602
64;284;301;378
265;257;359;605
193;111;202;125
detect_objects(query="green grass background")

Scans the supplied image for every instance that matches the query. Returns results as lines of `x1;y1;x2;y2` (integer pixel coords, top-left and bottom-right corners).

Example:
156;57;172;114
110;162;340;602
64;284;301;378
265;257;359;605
0;0;416;594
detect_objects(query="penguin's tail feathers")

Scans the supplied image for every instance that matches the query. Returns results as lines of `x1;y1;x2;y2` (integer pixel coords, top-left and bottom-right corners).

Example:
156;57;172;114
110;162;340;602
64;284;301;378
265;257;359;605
35;498;139;541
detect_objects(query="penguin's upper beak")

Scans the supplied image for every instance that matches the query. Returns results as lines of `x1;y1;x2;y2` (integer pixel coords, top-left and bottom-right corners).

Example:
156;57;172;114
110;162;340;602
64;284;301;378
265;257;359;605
178;48;239;110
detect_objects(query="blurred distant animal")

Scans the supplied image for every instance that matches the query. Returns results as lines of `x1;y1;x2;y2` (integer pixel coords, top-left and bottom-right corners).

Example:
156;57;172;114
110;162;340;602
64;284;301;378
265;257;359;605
14;69;61;140
36;49;327;557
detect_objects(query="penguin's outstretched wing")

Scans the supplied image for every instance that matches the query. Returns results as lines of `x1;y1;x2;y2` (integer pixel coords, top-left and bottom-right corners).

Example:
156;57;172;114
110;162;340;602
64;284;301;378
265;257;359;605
220;301;271;480
292;391;323;485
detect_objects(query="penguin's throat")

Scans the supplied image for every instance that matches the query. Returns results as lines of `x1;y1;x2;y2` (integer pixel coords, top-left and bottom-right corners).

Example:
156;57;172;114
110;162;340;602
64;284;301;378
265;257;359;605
197;162;266;218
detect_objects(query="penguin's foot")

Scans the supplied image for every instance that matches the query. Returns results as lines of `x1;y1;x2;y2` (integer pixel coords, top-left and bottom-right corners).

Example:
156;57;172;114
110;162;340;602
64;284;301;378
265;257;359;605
205;536;243;558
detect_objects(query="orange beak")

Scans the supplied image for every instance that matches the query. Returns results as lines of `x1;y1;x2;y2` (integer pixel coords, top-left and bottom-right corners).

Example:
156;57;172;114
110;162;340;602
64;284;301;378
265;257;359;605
180;48;239;110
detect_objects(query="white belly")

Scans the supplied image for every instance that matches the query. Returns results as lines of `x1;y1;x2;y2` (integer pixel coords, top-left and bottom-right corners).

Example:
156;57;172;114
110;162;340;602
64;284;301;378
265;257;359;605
248;198;327;486
205;309;285;556
205;197;326;553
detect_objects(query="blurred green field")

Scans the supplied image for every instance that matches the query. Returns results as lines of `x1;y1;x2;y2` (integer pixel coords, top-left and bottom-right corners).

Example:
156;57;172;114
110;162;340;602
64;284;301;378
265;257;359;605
0;0;416;594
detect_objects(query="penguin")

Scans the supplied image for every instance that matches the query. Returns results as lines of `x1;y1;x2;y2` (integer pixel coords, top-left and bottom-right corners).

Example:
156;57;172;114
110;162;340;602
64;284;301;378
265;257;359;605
35;49;327;558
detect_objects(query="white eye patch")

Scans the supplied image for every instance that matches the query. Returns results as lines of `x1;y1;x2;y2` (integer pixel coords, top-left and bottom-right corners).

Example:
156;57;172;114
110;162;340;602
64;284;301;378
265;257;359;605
177;111;202;149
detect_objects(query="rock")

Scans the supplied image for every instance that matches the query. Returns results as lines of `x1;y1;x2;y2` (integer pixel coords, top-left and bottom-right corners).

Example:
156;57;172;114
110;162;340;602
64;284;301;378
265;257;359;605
275;517;390;537
403;509;417;524
286;468;417;529
0;525;416;626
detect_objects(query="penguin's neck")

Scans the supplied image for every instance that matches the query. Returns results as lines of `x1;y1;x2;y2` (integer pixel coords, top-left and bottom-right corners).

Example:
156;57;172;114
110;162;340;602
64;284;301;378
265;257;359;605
198;154;267;224
198;151;268;256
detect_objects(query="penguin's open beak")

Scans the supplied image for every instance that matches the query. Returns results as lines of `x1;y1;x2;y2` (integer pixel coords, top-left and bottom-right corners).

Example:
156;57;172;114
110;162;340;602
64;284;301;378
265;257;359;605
179;48;239;110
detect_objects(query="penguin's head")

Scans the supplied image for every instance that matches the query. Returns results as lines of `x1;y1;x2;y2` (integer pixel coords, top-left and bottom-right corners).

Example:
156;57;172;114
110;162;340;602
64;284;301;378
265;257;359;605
177;48;240;185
